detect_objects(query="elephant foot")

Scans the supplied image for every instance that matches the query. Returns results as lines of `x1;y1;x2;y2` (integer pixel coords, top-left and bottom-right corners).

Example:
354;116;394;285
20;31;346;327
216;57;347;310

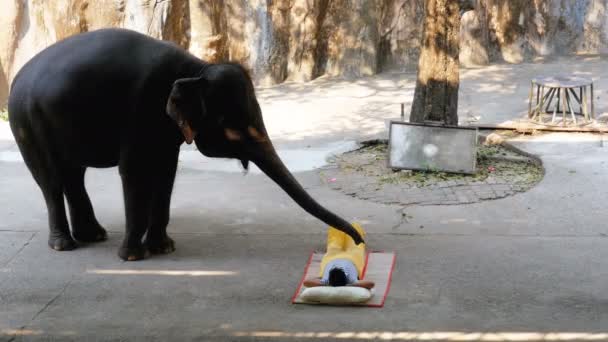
145;235;176;255
118;244;149;261
72;223;108;243
48;233;78;251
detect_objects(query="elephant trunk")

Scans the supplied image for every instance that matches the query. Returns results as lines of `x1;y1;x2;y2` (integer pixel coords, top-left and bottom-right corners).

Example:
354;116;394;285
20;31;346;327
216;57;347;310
252;143;364;245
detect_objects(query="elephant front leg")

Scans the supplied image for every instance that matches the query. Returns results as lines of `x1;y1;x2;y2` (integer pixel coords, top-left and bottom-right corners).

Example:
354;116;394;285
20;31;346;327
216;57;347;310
145;195;176;255
145;154;178;255
119;173;153;261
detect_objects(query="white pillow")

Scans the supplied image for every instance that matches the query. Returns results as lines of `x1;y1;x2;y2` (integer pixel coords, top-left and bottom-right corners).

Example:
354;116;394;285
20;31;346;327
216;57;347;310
300;286;373;304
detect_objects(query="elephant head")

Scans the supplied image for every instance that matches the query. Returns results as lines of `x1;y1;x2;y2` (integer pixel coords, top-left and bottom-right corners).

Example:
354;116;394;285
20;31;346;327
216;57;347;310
166;63;364;245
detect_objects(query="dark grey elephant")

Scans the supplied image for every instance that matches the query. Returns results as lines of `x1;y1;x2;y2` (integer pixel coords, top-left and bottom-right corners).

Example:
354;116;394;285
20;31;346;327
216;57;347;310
8;28;363;261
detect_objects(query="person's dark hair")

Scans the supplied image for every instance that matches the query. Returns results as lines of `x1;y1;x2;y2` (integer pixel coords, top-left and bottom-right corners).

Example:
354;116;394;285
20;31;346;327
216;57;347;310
328;268;348;287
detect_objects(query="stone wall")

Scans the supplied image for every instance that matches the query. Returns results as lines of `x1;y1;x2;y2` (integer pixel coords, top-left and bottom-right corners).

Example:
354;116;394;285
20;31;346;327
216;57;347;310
1;0;608;107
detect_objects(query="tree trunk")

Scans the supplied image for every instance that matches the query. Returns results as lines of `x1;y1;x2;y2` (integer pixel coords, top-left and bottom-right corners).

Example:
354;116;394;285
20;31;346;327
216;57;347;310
409;0;460;125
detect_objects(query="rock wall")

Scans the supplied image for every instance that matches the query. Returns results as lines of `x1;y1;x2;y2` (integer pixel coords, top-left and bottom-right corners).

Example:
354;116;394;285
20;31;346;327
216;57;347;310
189;0;424;84
0;0;190;107
460;0;608;66
2;0;608;106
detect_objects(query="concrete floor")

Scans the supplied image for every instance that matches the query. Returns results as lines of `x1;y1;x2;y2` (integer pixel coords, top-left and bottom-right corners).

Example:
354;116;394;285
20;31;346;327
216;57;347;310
1;57;608;341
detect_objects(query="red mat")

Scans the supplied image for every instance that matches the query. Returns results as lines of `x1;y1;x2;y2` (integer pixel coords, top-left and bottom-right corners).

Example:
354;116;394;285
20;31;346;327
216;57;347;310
291;251;396;307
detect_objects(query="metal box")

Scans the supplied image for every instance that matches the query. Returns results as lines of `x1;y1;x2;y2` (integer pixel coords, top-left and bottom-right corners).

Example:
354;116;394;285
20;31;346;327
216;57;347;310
388;121;478;174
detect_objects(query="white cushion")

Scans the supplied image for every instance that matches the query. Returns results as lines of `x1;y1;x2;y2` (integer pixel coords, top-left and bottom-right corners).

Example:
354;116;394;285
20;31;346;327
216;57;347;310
300;286;373;304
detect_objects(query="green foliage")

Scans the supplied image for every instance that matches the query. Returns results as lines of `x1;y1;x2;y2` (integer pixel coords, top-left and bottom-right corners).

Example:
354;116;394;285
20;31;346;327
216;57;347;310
0;109;8;121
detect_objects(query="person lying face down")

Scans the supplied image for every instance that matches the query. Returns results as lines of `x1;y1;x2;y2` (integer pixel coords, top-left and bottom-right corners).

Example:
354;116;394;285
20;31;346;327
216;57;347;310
303;223;375;289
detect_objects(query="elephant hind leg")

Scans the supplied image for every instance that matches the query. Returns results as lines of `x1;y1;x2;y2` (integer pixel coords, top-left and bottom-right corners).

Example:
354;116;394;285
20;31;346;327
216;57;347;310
13;125;76;251
64;166;107;243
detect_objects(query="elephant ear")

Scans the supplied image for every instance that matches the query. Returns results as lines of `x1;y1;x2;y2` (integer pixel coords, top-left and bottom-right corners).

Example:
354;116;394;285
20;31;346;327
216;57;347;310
166;76;207;144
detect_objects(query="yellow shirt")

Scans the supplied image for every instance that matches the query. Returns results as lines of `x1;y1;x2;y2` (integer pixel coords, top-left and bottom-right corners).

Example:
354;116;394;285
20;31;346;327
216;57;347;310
318;223;366;278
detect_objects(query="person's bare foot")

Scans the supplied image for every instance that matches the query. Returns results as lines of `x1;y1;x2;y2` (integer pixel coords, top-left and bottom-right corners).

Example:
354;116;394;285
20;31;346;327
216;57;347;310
352;280;375;289
303;278;324;287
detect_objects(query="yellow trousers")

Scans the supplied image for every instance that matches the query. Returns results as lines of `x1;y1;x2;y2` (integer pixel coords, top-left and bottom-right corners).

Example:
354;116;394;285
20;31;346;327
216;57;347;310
318;223;366;279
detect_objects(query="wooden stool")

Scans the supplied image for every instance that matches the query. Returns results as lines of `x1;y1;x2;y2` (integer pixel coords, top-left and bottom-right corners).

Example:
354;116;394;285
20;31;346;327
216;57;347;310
528;76;595;126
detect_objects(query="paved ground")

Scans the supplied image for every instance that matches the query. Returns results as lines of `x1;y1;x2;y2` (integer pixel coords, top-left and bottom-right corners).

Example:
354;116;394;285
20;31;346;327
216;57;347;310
1;57;608;341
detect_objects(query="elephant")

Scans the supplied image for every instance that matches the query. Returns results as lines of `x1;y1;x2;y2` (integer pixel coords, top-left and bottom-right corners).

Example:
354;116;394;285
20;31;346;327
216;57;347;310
7;28;363;261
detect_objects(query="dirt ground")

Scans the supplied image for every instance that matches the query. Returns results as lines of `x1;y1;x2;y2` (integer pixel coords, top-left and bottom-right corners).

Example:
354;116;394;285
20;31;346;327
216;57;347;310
321;139;544;206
